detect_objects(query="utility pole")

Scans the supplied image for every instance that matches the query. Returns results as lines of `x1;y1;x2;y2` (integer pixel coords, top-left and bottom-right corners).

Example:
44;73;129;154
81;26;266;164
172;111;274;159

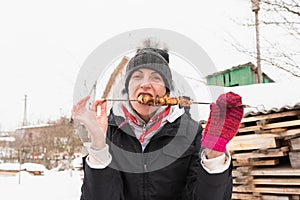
251;0;263;83
19;94;28;184
22;94;28;126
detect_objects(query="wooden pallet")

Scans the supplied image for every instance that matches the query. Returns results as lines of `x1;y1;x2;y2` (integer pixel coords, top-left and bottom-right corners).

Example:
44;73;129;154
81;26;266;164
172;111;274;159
239;110;300;135
231;108;300;199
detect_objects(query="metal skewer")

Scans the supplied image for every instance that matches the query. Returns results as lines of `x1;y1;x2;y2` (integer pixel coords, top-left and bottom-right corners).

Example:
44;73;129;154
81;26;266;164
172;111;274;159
192;101;250;108
192;101;211;105
105;99;250;108
105;99;138;102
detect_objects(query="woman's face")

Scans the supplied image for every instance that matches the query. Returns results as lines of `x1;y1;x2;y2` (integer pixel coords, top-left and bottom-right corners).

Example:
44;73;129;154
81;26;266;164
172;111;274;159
128;68;167;121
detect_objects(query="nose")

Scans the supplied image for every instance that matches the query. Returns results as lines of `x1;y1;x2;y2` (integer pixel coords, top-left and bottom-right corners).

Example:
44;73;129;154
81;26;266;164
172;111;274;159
140;81;152;89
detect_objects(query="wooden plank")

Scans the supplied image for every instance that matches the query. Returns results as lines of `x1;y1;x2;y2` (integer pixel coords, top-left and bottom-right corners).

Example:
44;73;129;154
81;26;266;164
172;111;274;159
239;125;262;133
232;170;243;177
232;192;261;200
235;158;250;164
253;178;300;186
280;128;300;139
290;137;300;150
241;110;300;123
291;195;300;200
262;128;288;134
269;146;290;152
263;120;300;130
261;195;290;200
236;166;254;174
233;159;279;167
289;152;300;169
253;186;300;195
232;150;288;160
228;134;279;151
233;184;254;193
233;176;253;184
250;166;300;176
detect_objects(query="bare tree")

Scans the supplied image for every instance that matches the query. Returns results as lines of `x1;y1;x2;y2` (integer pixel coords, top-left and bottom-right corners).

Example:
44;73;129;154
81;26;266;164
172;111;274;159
232;0;300;78
49;117;82;170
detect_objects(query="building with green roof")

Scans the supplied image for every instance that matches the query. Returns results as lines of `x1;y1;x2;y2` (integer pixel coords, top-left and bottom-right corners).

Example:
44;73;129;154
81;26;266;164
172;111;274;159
206;62;274;87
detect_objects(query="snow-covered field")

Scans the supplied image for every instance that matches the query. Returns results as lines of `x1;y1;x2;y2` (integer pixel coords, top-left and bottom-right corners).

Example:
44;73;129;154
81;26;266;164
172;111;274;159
0;170;82;200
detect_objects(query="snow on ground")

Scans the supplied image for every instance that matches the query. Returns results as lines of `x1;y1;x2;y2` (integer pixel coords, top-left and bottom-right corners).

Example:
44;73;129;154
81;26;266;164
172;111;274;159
0;170;82;200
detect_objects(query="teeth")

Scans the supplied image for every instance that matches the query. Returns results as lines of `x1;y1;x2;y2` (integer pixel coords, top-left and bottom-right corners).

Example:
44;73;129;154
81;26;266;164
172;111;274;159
138;93;152;97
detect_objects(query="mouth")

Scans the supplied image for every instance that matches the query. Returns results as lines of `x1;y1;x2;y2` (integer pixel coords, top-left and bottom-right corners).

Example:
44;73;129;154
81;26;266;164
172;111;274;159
137;92;153;99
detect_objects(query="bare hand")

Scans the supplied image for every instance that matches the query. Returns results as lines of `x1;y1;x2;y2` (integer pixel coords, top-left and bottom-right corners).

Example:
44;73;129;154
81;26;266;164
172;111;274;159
72;96;108;149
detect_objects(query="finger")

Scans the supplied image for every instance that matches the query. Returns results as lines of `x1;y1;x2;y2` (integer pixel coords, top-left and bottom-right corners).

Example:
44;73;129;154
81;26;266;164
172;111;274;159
74;96;90;111
78;96;90;107
71;104;78;116
100;101;107;116
92;99;106;112
72;96;89;117
71;108;77;119
71;103;81;116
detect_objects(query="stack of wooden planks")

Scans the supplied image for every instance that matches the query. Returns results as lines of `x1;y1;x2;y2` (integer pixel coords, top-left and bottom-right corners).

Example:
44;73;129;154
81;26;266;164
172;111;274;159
227;108;300;199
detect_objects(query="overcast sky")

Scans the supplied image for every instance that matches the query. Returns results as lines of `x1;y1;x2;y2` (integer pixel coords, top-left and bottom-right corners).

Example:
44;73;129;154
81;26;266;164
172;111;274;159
0;0;283;131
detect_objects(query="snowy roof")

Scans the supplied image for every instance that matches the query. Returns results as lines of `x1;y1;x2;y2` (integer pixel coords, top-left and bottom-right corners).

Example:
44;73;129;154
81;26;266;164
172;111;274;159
221;79;300;117
0;136;15;142
15;123;53;130
0;162;46;172
243;103;300;117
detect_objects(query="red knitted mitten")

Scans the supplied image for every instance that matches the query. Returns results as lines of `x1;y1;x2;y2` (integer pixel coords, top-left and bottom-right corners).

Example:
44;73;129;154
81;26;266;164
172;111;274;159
201;92;244;152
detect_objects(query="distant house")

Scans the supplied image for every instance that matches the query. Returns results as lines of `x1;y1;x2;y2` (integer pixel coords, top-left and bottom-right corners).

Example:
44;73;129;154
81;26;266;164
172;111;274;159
206;62;274;87
9;118;82;169
0;131;16;163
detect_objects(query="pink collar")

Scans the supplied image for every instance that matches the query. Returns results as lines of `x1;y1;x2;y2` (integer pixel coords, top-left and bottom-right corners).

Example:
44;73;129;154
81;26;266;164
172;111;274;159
120;105;171;143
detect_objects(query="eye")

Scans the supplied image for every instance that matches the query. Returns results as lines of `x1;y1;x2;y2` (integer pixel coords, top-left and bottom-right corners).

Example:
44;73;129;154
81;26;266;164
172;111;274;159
131;73;143;79
151;75;163;82
132;75;141;78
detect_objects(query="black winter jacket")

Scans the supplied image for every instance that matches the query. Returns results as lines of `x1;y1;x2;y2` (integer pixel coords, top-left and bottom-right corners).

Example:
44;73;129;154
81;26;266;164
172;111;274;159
80;110;233;200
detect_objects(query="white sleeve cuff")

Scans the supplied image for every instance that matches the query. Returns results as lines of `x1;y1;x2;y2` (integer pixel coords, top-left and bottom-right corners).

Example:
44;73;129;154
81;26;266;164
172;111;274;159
200;150;231;174
86;144;112;169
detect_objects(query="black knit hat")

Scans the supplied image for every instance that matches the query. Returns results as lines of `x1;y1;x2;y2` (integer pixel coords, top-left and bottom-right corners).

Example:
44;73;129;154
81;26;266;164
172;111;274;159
124;47;172;93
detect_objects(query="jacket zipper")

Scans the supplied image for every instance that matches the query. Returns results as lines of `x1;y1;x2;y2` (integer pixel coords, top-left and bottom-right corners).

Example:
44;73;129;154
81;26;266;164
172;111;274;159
142;123;148;200
144;163;147;172
142;123;148;173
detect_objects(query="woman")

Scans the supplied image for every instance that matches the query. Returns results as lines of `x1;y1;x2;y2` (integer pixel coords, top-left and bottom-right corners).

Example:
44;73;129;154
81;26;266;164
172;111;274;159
72;45;244;200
